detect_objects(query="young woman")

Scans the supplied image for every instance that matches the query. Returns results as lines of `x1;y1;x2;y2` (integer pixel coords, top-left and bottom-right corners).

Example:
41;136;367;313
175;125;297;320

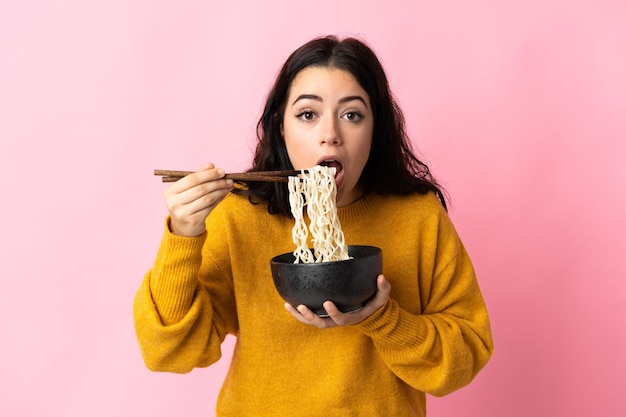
134;35;493;416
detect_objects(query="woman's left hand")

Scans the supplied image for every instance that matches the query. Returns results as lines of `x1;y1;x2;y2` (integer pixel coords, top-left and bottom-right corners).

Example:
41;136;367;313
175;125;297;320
284;274;391;329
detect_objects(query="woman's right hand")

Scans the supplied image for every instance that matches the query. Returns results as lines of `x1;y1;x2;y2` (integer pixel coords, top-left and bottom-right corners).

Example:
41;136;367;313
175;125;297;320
164;163;234;237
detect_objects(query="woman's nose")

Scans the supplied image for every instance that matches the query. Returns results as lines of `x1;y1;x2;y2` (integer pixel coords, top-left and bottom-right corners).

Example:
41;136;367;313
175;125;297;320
319;117;341;145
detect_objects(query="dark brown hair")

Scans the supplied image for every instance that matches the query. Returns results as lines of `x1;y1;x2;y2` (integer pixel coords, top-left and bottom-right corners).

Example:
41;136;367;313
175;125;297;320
237;35;447;216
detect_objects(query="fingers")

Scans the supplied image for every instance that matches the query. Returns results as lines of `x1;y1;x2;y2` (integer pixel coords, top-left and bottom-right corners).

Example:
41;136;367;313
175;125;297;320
169;173;232;209
167;167;231;198
284;275;391;328
323;301;365;326
165;163;234;237
284;303;337;329
291;303;331;327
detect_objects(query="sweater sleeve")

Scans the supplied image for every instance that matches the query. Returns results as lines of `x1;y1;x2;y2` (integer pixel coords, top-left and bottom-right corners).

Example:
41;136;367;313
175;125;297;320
353;215;494;397
133;219;237;373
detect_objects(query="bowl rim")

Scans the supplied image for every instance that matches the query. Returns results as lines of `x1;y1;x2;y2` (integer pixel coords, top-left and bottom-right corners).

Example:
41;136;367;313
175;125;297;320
270;245;381;266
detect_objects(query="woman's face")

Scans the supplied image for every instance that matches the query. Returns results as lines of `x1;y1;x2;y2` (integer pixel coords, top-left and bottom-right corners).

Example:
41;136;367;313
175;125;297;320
282;66;374;207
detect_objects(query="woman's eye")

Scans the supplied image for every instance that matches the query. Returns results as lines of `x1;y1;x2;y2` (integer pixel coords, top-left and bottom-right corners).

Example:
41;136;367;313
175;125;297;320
297;111;315;121
343;111;363;122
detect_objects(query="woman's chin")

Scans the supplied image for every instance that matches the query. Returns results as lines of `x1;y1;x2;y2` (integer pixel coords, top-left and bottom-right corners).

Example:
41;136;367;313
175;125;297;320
336;185;363;208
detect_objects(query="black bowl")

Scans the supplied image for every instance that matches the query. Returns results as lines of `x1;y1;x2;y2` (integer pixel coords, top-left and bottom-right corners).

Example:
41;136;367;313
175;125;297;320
270;245;382;317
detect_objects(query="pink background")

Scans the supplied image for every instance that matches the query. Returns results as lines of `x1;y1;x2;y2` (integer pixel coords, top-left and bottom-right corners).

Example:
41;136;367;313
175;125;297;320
1;1;625;416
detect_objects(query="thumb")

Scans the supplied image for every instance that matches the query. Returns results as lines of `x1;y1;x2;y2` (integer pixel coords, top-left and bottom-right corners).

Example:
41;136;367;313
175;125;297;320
197;162;215;171
377;274;391;295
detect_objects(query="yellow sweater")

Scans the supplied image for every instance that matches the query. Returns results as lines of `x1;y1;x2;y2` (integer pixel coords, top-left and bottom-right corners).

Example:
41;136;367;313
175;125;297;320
134;191;493;416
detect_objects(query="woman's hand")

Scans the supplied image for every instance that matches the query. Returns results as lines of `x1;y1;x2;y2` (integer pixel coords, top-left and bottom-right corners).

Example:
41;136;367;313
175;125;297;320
164;163;234;237
284;274;391;329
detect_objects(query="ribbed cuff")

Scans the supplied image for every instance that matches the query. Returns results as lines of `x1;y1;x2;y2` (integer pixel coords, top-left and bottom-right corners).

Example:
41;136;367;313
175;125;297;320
150;218;207;324
354;299;429;349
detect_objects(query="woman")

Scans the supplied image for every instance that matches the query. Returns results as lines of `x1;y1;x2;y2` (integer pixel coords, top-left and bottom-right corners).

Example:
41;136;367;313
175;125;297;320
134;35;493;416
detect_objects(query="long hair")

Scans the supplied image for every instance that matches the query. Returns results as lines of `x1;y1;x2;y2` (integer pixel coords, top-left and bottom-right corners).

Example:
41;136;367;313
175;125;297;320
237;35;447;216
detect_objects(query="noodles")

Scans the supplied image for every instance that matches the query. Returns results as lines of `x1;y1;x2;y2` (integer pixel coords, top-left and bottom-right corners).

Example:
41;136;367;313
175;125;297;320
288;174;315;263
288;166;350;263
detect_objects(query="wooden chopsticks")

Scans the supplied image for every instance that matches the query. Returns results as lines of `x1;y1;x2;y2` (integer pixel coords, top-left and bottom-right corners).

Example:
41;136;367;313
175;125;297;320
154;169;307;183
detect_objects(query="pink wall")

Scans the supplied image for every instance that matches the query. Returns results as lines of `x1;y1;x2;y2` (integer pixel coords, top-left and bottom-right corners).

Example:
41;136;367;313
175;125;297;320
1;1;624;416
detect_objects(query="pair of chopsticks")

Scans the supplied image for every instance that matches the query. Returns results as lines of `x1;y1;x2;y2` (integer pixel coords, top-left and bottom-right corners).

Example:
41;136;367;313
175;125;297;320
154;169;308;183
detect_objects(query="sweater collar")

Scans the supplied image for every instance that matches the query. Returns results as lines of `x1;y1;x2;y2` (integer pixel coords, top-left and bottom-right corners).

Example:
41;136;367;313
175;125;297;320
337;193;380;223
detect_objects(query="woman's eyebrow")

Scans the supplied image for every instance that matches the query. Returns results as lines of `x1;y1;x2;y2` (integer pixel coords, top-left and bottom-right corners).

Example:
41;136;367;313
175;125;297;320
338;95;368;108
292;94;368;108
292;94;322;105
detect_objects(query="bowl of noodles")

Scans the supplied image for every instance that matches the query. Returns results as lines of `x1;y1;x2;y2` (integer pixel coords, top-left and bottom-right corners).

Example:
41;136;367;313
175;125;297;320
269;166;382;316
270;245;382;317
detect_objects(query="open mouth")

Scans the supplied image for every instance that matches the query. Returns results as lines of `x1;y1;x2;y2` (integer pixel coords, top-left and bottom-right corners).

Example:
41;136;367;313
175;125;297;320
317;159;344;188
318;160;343;176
